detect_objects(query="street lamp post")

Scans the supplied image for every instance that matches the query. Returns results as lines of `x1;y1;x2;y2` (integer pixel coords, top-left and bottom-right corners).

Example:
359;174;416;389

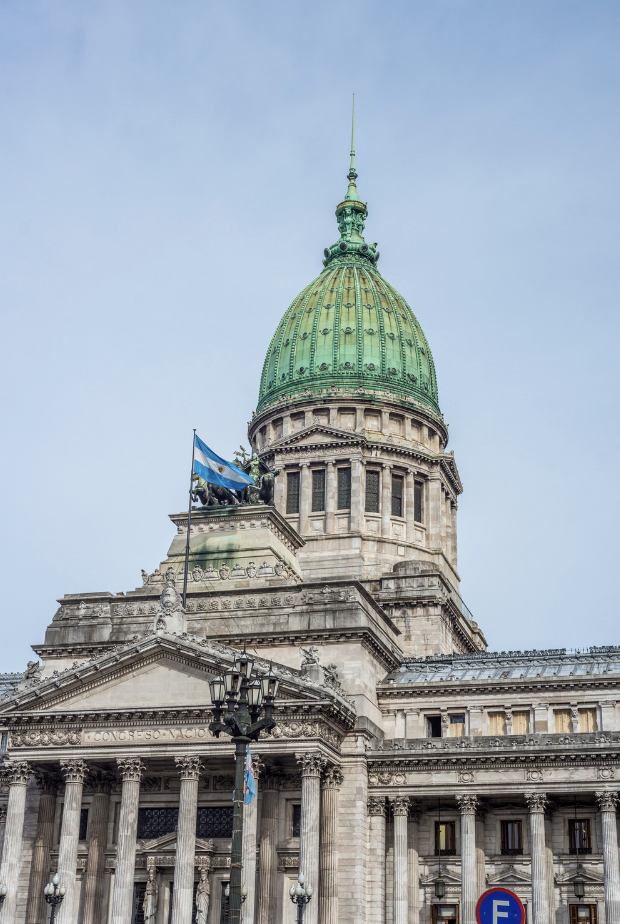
44;874;66;923
0;884;7;907
289;873;313;924
209;653;279;924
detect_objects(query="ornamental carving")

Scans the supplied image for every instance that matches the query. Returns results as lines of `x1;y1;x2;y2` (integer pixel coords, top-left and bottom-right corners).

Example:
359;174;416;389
321;766;344;789
5;761;31;785
34;772;60;795
367;796;386;816
11;730;82;748
390;796;410;816
296;752;328;778
456;794;478;815
597;768;614;781
525;793;548;813
212;775;235;791
261;769;284;791
596;792;619;812
271;721;341;748
277;853;300;872
117;757;146;783
175;756;203;781
368;771;406;787
85;770;114;794
60;759;88;784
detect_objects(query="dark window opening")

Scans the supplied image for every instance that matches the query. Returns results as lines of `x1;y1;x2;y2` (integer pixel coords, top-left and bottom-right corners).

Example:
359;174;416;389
570;907;597;924
414;482;424;523
501;820;523;855
132;882;147;924
137;807;178;840
292;803;302;837
391;475;404;517
79;808;89;841
312;469;325;512
365;470;380;513
569;820;592;854
196;806;234;838
427;716;442;738
286;471;300;514
338;467;351;510
435;821;456;855
220;882;230;924
431;906;459;924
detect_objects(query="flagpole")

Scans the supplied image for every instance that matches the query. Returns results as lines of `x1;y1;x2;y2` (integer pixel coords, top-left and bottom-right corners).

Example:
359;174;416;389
182;428;196;609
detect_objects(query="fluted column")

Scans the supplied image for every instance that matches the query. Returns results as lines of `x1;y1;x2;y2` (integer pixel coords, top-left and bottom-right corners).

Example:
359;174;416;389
0;761;31;924
405;470;415;542
82;772;113;924
408;804;421;924
320;766;343;924
55;759;88;924
596;792;620;924
427;476;442;549
27;773;59;924
111;758;145;924
325;462;337;534
171;756;202;924
367;797;386;924
456;795;478;924
526;794;549;924
350;459;363;532
390;797;409;924
242;756;263;924
299;463;311;535
257;769;281;924
381;464;392;537
451;503;458;567
297;753;327;924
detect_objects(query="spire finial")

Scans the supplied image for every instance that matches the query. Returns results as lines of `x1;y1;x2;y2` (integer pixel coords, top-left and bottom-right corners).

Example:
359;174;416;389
344;94;360;203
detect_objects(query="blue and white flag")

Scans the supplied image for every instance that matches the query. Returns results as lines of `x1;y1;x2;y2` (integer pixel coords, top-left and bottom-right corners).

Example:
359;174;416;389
244;745;256;805
193;435;254;492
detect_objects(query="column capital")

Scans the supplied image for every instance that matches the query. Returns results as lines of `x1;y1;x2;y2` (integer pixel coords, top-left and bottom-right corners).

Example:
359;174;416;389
456;794;479;815
60;759;88;784
175;755;203;781
34;770;60;795
367;795;386;817
296;752;328;778
299;461;310;468
5;760;31;785
116;757;146;783
390;796;410;816
525;792;548;814
321;765;344;789
596;791;619;812
87;769;115;794
382;462;392;470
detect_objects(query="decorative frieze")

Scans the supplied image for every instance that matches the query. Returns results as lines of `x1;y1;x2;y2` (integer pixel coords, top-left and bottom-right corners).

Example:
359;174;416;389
11;729;81;747
272;720;342;748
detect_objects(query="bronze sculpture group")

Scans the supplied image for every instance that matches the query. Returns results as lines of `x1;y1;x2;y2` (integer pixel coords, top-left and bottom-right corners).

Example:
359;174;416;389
191;452;281;509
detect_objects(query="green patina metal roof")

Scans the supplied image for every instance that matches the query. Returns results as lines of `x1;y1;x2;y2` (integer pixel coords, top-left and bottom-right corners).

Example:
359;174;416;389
257;115;440;416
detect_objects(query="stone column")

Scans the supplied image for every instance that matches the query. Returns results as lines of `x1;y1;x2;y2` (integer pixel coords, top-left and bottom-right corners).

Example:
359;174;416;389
27;773;59;924
381;464;392;538
320;766;343;924
299;463;311;535
296;753;327;924
526;794;549;924
596;792;620;924
427;476;442;549
408;804;421;924
274;468;285;515
456;795;478;924
405;471;415;542
0;761;31;924
257;768;281;924
367;797;386;924
110;758;145;924
56;759;87;924
390;797;409;924
351;459;363;532
82;772;113;924
451;503;458;568
170;756;202;924
242;756;263;924
445;497;453;564
325;462;337;534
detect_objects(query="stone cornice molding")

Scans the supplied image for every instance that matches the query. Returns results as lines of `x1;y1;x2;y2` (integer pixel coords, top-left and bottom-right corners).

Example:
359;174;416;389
60;759;87;784
321;765;344;789
390;795;410;816
175;755;203;781
525;793;547;814
296;752;328;778
595;791;619;812
117;757;146;783
5;760;31;785
367;795;386;817
456;794;478;815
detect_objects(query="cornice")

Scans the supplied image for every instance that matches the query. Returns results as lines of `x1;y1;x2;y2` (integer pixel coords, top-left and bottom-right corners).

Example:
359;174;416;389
377;675;620;699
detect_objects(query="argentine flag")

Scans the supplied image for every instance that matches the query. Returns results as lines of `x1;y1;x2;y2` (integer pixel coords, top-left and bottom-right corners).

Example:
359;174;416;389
244;745;256;805
193;435;254;492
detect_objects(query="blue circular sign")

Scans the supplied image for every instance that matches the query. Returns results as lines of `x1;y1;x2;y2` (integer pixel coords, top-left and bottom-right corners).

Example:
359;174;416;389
476;889;525;924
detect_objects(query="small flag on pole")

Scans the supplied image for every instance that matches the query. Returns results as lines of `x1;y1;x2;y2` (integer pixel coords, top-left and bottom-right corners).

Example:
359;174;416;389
193;435;254;492
244;745;256;805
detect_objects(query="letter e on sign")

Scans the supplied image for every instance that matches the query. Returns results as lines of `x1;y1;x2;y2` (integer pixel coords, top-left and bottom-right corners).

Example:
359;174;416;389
476;889;524;924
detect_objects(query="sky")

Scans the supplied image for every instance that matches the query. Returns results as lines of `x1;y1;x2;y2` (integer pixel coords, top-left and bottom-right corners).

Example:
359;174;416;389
1;0;619;672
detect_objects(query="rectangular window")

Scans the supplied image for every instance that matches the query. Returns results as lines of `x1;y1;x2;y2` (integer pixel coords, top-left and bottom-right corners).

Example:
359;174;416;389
489;712;506;736
555;709;572;733
427;716;442;738
569;820;592;854
79;807;89;841
286;471;300;514
449;715;465;737
338;467;351;510
292;803;302;837
137;807;178;840
435;821;456;855
391;475;404;517
512;711;530;735
312;469;325;512
196;806;234;838
431;907;459;924
501;820;523;854
132;882;147;924
570;907;597;924
414;483;424;523
579;708;597;733
365;470;380;513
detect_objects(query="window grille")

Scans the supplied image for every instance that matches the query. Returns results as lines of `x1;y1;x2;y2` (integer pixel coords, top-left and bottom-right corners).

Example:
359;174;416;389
414;483;423;522
312;470;325;512
365;470;380;513
132;882;147;924
391;475;404;517
569;820;592;854
196;806;234;838
220;882;230;924
431;906;459;924
337;468;351;510
501;820;523;854
79;808;89;841
136;807;178;840
435;821;456;855
286;471;300;514
292;804;302;837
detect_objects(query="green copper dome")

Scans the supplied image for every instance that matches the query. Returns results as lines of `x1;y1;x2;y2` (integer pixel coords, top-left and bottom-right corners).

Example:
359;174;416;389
257;133;440;416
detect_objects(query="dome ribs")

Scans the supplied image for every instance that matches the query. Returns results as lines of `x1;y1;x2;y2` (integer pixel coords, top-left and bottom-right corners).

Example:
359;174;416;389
331;268;346;375
353;267;363;376
366;271;387;378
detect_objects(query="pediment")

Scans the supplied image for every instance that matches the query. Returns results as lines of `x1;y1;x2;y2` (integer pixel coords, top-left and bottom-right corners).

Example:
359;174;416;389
136;831;215;854
272;425;362;449
556;867;604;885
420;868;462;886
486;865;531;886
